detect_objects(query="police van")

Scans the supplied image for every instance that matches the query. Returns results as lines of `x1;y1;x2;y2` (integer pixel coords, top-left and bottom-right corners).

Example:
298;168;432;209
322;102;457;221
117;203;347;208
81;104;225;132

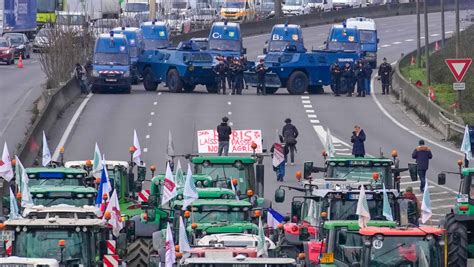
326;24;362;56
263;23;306;54
207;21;246;57
346;17;378;68
112;27;145;84
140;21;171;50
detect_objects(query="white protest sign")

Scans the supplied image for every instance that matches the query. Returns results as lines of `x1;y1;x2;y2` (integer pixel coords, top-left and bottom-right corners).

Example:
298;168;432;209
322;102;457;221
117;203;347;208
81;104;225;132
197;130;263;154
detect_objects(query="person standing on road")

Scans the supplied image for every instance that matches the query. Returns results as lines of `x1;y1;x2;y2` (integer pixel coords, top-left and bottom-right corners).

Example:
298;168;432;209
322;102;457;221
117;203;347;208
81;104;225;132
217;117;232;156
355;61;366;97
403;187;421;226
74;63;88;94
412;140;433;192
342;63;354;97
213;56;227;94
282;118;298;165
364;60;373;95
226;56;235;91
330;62;341;96
351;125;366;158
378;58;392;95
232;58;244;95
255;58;267;95
271;135;289;182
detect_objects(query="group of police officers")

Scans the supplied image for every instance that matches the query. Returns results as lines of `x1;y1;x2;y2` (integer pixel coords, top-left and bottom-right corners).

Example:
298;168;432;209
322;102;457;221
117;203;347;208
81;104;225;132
213;55;250;95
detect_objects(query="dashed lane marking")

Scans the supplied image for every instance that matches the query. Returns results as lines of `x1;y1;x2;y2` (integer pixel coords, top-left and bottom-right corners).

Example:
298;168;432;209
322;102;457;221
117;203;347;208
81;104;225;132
306;109;315;113
143;148;148;152
415;191;450;197
432;205;456;210
148;122;152;127
302;100;311;104
308;114;317;118
303;105;313;108
153;101;157;105
228;111;232;115
146;135;150;139
381;44;391;48
405;39;414;42
310;119;320;124
227;101;232;105
392;41;402;45
430;33;440;37
150;112;155;116
301;96;310;99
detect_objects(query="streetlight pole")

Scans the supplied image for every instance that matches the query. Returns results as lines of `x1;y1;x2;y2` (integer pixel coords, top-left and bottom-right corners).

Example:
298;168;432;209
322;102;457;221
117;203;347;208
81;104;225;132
416;0;421;68
149;0;156;21
441;0;445;47
424;0;430;86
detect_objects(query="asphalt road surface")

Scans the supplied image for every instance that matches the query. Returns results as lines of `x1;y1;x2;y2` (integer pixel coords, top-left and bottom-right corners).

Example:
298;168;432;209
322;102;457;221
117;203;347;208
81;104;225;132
48;11;472;224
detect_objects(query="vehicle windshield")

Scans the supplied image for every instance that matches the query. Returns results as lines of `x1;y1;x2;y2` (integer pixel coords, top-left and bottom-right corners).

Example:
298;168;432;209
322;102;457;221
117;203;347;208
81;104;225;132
14;230;94;264
125;3;149;12
300;199;321;225
195;164;249;192
28;178;83;187
5;36;23;45
129;46;138;57
94;52;129;65
368;236;441;267
0;39;9;47
329;166;389;185
335;230;364;264
261;2;275;10
33;197;94;207
192;206;248;223
285;0;303;5
309;0;323;3
269;40;295;52
327;41;360;51
360;30;377;44
223;1;245;8
144;39;169;49
57;15;85;26
197;9;215;15
329;198;394;221
208;39;241;52
37;0;56;12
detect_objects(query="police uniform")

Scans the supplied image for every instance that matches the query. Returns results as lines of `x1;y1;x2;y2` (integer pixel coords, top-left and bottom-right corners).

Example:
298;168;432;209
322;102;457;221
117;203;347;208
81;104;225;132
330;63;341;96
378;60;392;94
255;61;267;95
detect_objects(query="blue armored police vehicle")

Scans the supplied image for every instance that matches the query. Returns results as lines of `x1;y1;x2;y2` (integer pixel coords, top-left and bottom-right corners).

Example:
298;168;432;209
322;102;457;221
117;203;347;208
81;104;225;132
91;32;132;94
140;21;172;50
112;27;145;84
325;23;362;54
263;23;306;54
207;21;246;57
346;17;378;68
137;41;217;93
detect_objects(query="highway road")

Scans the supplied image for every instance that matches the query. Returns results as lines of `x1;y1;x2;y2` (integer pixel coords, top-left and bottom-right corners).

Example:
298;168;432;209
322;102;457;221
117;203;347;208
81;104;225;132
48;11;471;223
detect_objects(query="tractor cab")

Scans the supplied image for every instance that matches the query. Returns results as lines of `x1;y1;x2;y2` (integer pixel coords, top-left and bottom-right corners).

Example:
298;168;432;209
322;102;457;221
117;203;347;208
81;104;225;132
264;23;306;54
358;227;445;267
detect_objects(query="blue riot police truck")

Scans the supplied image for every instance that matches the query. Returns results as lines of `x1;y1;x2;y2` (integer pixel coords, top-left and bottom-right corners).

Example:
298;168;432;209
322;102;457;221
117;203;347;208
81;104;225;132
207;21;246;57
263;23;306;54
326;24;362;55
112;27;145;84
91;32;132;94
140;21;172;50
346;17;378;68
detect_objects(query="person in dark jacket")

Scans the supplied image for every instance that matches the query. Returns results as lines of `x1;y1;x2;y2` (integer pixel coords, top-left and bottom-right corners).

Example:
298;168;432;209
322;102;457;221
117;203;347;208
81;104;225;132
213;57;227;94
330;63;341;96
355;62;366;97
364;60;373;95
342;63;354;97
255;58;267;95
412;139;433;192
282;118;299;165
378;57;392;95
403;187;420;226
232;58;244;95
217;116;232;156
351;125;366;157
226;56;234;91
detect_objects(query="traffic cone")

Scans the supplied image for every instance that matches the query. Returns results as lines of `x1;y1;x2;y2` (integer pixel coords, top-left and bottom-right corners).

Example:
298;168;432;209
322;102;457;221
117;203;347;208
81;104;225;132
411;55;416;66
17;55;23;69
435;41;440;51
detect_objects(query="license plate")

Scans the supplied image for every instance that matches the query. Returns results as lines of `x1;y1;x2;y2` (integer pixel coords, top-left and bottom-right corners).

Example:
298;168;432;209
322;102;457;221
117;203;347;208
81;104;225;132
457;197;469;203
320;252;334;264
106;79;117;82
0;230;14;241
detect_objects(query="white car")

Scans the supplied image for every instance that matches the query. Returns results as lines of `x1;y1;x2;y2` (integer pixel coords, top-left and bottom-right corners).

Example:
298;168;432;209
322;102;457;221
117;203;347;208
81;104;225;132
282;0;311;16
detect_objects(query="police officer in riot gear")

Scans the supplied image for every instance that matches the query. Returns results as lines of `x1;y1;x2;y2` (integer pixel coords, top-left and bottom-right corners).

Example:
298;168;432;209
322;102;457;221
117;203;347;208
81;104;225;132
378;58;392;95
330;62;341;96
213;56;228;94
355;61;366;97
342;63;354;97
255;58;267;95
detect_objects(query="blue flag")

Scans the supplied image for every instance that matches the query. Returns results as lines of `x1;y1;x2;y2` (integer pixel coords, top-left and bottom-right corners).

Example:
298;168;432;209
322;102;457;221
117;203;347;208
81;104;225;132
267;208;284;229
95;166;109;207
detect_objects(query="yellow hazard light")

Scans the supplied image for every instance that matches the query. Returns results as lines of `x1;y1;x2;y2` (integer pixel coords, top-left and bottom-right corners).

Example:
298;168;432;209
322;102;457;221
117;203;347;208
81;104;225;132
320;252;334;264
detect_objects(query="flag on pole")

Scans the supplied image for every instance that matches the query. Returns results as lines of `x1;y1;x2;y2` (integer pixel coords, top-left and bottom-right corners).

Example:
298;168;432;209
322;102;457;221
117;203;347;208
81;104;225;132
325;128;335;157
382;184;393;221
167;131;175;161
15;156;33;207
230;178;239;200
0;143;14;182
356;186;371;228
165;222;176;267
102;155;112;193
267;208;284;229
421;183;432;224
42;131;51;167
133;130;142;166
272;143;285;168
182;164;198;210
162;162;177;206
9;188;21;219
257;216;268;257
95;165;110;211
461;125;472;161
306;200;318;226
92;143;103;177
103;190;123;237
175;159;185;186
179;217;191;259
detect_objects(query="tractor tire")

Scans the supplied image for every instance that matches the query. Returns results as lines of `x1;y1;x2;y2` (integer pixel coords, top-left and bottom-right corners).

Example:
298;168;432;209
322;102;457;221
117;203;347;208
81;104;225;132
265;87;278;94
286;71;308;95
125;238;153;267
183;84;196;93
307;85;324;94
143;68;158;91
167;69;183;93
445;213;468;267
206;84;218;93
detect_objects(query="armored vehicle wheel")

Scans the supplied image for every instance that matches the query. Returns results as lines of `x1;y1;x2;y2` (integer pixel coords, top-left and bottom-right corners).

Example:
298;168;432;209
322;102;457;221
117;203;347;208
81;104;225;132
206;84;218;93
265;87;278;94
167;69;183;93
287;71;308;95
143;68;158;91
123;86;132;94
183;84;196;92
125;238;153;267
445;213;468;267
307;85;324;94
91;86;99;94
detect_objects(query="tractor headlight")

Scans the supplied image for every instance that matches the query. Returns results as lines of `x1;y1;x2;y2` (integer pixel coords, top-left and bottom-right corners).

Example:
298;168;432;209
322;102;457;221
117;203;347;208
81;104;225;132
35;193;44;198
177;194;183;200
203;180;209;186
92;70;99;77
76;193;85;198
187;65;195;72
123;71;131;78
86;193;94;198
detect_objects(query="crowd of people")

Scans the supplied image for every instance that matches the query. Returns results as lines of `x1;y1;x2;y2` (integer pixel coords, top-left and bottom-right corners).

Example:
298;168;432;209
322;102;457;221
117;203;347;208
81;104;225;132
213;55;251;95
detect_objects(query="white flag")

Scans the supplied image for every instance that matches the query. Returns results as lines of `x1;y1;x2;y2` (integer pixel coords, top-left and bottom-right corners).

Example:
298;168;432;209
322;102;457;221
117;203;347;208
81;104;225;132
162;162;177;206
461;125;472;161
356;186;371;228
175;159;185;186
167;131;175;161
102;190;123;237
0;143;14;181
9;188;21;220
42;131;51;167
325;128;335;157
165;222;176;267
179;217;191;259
256;216;268;257
133;130;142;166
421;184;432;224
15;156;33;207
182;164;198;210
92;143;102;177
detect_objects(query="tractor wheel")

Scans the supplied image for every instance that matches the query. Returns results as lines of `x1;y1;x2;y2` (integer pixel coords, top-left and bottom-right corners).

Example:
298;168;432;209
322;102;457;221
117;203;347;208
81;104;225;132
265;87;278;94
143;68;158;91
183;83;196;93
125;238;153;267
167;69;183;93
307;85;324;94
206;84;218;93
445;213;468;267
286;71;308;95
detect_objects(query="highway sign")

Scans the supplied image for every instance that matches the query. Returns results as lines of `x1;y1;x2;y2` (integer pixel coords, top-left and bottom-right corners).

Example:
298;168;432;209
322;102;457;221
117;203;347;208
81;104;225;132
453;83;466;91
445;58;472;82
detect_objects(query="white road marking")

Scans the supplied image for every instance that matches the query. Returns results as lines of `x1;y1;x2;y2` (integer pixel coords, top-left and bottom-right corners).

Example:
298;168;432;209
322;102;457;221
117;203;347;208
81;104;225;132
381;44;391;48
229;122;234;126
333;143;342;147
143;148;148;152
392;41;402;45
430;198;456;203
420;36;425;39
310;119;320;124
302;100;311;104
52;93;93;160
306;110;315;113
400;181;420;185
158;92;162;95
150;112;155;116
335;148;350;151
301;96;310;99
430;33;440;37
146;135;150;139
313;125;352;148
153;102;157;105
405;39;414;42
432;204;456;210
308;114;317;118
148;122;152;127
227;101;232;105
415;191;450;197
337;152;353;156
304;105;313;108
445;31;453;34
228;111;232;115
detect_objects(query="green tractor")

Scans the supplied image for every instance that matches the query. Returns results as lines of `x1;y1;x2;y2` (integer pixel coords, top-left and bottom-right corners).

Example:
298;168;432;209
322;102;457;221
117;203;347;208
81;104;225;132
438;164;474;266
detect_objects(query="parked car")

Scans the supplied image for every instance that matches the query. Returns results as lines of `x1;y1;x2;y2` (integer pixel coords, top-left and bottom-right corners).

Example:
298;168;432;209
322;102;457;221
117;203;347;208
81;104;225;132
258;1;275;19
3;33;31;59
0;37;15;65
166;13;192;34
193;4;218;28
33;28;53;53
